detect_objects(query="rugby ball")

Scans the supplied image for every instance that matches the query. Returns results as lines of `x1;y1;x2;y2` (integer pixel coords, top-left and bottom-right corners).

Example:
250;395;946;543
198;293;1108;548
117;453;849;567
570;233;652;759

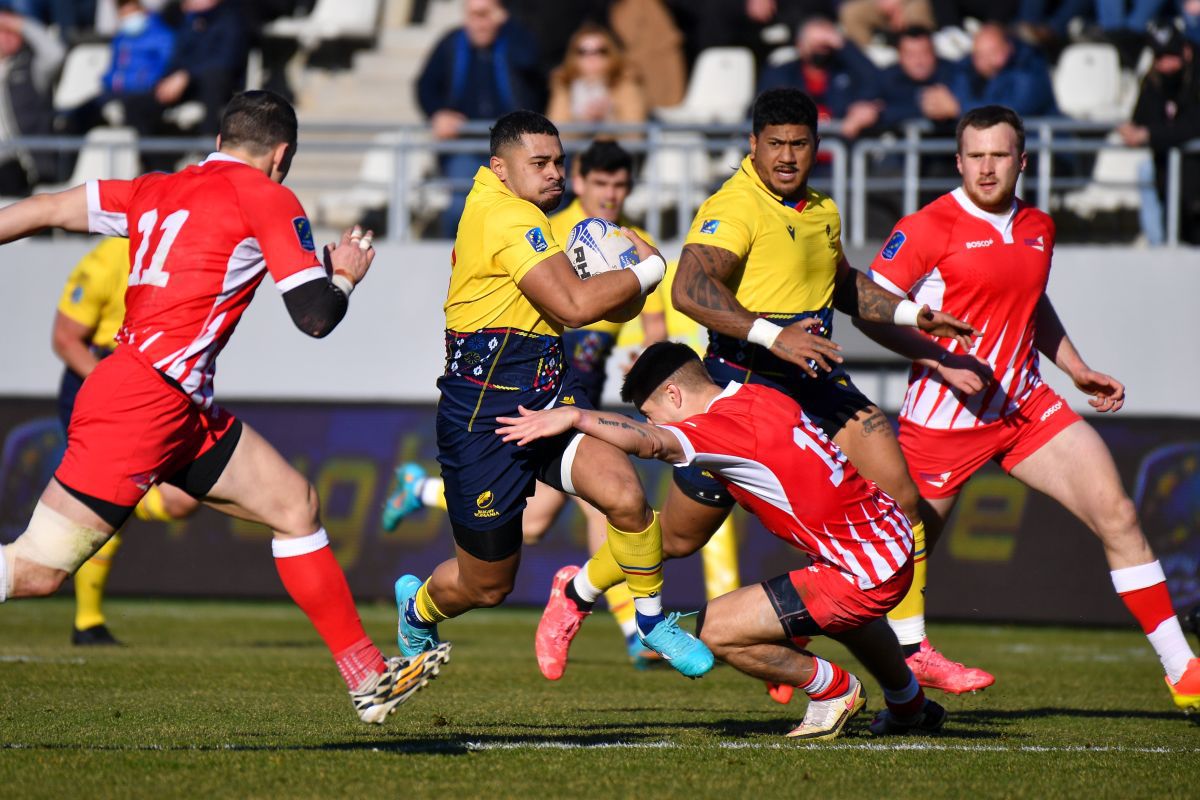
565;217;638;280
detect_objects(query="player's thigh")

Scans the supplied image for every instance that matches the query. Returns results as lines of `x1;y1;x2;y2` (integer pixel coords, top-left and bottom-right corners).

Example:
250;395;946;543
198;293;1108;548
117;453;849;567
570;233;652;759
561;434;649;528
833;405;920;519
660;478;731;558
203;421;318;537
159;483;201;518
699;582;789;651
450;540;522;602
1006;420;1138;537
522;481;570;545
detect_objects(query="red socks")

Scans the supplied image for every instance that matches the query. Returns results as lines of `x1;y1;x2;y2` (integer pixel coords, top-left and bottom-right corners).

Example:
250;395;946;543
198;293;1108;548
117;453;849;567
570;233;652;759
802;657;851;701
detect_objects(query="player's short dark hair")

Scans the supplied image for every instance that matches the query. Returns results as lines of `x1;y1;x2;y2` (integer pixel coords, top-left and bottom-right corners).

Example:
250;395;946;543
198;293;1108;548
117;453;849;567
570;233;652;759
490;110;559;157
621;341;709;408
218;90;297;154
956;105;1025;154
751;88;819;136
578;140;633;178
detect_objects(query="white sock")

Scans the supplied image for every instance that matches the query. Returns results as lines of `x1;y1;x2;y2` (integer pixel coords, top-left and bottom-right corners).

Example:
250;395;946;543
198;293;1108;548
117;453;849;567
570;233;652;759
802;657;834;696
271;528;330;558
618;617;638;639
888;615;926;647
633;595;663;620
0;544;9;603
1148;616;1196;684
420;477;444;508
571;567;601;603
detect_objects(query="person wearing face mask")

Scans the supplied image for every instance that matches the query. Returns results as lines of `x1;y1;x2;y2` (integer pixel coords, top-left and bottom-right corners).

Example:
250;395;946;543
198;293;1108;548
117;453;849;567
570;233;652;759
106;1;176;98
1118;25;1200;245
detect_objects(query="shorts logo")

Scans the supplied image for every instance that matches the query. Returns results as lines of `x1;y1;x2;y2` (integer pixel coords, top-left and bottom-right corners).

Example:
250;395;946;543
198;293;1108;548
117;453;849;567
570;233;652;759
1040;400;1063;422
559;395;575;405
475;490;499;519
965;239;993;249
292;217;316;252
919;470;952;488
700;219;720;235
881;230;905;260
526;227;549;253
131;471;159;492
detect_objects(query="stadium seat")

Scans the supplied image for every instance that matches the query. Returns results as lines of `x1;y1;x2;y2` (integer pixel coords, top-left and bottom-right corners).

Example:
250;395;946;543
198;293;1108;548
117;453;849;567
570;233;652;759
1060;132;1147;216
265;0;382;49
1053;43;1124;122
53;43;112;112
655;47;755;124
40;127;140;193
623;131;713;221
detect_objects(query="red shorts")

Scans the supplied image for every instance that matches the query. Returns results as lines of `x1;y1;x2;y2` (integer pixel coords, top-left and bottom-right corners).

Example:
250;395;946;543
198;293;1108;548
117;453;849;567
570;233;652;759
899;384;1082;500
765;559;914;635
55;346;237;507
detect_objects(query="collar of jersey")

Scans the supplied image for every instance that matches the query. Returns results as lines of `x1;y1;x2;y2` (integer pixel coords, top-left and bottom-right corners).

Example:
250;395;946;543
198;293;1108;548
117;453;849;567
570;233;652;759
705;380;743;412
474;166;515;197
738;155;817;211
199;151;252;168
950;186;1017;240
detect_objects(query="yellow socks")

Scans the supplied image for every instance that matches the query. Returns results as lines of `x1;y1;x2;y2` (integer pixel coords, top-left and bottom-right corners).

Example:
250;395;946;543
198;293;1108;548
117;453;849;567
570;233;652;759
606;513;664;599
887;520;928;646
133;487;173;522
701;515;740;601
414;579;448;625
74;533;121;630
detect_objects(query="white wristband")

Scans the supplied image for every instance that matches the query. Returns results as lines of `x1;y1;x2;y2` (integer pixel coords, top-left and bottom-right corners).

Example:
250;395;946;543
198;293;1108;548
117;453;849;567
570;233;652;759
747;318;783;349
331;273;355;298
893;299;921;327
629;254;666;295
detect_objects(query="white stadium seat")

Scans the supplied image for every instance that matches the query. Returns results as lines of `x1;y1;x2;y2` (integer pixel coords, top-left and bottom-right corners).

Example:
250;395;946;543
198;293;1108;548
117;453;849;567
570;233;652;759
53;43;112;112
38;126;140;196
317;131;449;231
265;0;381;49
1060;132;1148;217
655;47;755;124
1053;43;1124;122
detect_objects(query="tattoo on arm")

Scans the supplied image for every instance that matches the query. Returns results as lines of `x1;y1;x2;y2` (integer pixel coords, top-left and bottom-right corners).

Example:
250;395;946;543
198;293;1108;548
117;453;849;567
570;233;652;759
675;244;754;335
596;417;650;439
859;410;893;438
833;269;902;323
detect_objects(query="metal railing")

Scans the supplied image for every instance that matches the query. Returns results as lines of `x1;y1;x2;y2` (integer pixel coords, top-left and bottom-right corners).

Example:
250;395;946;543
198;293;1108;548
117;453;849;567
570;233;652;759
1;118;1194;245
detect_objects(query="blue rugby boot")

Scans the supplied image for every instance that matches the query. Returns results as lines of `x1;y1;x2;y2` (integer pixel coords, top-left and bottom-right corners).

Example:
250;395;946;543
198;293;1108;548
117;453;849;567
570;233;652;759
382;464;426;532
395;574;439;657
639;612;714;678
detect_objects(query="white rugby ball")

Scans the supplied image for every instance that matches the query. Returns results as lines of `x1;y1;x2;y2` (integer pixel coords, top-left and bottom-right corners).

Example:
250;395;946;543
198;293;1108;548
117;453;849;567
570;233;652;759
565;217;638;280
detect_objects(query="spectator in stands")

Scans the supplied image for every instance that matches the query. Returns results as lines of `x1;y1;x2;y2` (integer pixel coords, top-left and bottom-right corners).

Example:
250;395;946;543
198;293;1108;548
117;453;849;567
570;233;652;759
943;23;1058;117
505;0;608;79
0;10;63;194
416;0;544;238
1096;1;1200;49
546;23;647;136
757;16;881;133
0;0;97;40
669;0;837;69
839;0;936;48
1118;25;1200;244
122;0;248;146
875;26;959;133
609;0;687;109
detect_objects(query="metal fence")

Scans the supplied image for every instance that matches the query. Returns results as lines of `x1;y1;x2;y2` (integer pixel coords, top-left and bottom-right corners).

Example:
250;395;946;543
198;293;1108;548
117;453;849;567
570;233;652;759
3;118;1195;245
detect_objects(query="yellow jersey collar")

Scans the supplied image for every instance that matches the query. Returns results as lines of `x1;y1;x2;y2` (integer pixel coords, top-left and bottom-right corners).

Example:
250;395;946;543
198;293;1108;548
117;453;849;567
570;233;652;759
473;166;516;198
739;155;818;210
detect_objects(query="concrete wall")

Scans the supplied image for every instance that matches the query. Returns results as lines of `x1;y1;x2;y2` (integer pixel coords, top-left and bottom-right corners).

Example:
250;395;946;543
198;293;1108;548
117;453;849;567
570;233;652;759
1;240;1196;416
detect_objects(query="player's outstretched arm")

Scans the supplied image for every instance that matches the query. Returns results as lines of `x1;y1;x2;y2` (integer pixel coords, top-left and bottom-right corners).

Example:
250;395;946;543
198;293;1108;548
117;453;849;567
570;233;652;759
496;405;683;463
1034;295;1125;412
281;226;375;338
853;317;993;396
833;259;974;350
518;244;663;329
674;242;843;378
0;185;89;243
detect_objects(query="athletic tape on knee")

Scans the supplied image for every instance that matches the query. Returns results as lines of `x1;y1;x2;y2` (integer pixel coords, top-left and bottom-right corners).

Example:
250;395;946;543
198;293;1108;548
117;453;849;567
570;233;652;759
559;433;585;496
1110;560;1166;594
9;502;112;575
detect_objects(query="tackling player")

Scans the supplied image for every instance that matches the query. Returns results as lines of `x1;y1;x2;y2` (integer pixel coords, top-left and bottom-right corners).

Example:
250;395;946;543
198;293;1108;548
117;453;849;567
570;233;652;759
392;111;714;681
52;237;200;646
856;104;1199;711
0;91;449;723
498;342;948;739
660;87;991;696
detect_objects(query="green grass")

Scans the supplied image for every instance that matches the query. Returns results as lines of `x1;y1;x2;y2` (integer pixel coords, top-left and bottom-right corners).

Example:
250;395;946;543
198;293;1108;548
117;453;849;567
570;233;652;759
1;599;1196;799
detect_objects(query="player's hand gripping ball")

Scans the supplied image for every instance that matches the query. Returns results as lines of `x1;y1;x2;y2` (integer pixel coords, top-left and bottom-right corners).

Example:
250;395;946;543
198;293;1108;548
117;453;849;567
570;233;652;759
565;217;644;323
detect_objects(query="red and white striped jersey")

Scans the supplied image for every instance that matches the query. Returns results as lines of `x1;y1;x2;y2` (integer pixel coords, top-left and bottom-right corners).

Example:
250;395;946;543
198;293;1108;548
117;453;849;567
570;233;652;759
868;188;1055;430
661;382;913;589
86;153;323;408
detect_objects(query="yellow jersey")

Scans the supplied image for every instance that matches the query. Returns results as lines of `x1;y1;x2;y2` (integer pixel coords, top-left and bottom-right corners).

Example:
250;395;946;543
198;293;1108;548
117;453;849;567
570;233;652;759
56;237;129;349
548;198;663;338
445;166;563;336
684;156;844;314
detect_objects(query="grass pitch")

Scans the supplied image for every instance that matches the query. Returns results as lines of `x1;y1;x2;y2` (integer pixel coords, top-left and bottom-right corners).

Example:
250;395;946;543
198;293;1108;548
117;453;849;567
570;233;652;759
1;598;1196;799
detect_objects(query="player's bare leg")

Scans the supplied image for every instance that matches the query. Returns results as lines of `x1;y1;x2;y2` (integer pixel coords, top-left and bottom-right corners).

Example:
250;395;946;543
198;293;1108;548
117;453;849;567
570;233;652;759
539;435;713;679
1007;420;1199;708
204;422;448;722
660;482;731;557
698;584;866;740
520;480;572;545
834;406;993;693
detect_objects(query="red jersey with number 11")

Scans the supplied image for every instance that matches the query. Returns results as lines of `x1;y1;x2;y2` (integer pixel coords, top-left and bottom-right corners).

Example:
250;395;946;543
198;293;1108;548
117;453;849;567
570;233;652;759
660;383;913;589
85;153;324;408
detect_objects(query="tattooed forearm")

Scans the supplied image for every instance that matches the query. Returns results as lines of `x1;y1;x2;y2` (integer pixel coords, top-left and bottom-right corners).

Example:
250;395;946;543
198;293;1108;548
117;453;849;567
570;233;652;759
833;269;902;323
674;244;755;336
597;417;650;439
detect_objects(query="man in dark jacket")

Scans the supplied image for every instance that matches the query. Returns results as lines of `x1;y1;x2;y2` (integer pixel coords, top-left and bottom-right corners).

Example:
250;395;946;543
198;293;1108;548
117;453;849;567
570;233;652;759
1119;26;1200;244
0;10;63;194
876;26;959;133
416;0;544;238
946;23;1057;117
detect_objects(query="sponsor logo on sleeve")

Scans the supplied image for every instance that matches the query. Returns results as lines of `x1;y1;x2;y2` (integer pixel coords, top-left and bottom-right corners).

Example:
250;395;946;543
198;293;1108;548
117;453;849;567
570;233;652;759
292;217;316;252
700;219;720;235
526;227;549;253
881;230;906;260
70;285;84;303
1024;235;1045;251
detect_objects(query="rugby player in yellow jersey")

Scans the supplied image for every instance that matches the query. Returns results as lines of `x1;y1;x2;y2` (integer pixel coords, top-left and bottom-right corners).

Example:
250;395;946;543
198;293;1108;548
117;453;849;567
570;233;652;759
392;111;714;680
52;237;199;645
662;88;990;697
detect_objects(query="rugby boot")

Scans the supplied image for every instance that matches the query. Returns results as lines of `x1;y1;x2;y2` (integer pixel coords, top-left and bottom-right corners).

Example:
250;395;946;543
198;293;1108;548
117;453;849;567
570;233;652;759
382;464;426;532
639;612;714;678
536;566;590;680
627;633;664;670
1166;657;1200;712
351;644;451;724
72;624;122;646
786;675;866;741
395;574;440;657
906;638;995;694
869;698;948;736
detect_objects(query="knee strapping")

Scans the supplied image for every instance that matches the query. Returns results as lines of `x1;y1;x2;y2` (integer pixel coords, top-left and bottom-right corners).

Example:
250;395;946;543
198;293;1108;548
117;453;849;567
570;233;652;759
8;502;112;576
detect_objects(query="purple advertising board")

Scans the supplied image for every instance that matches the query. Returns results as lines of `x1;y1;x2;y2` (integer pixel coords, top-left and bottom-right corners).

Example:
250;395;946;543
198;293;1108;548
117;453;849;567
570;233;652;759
1;398;1197;625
